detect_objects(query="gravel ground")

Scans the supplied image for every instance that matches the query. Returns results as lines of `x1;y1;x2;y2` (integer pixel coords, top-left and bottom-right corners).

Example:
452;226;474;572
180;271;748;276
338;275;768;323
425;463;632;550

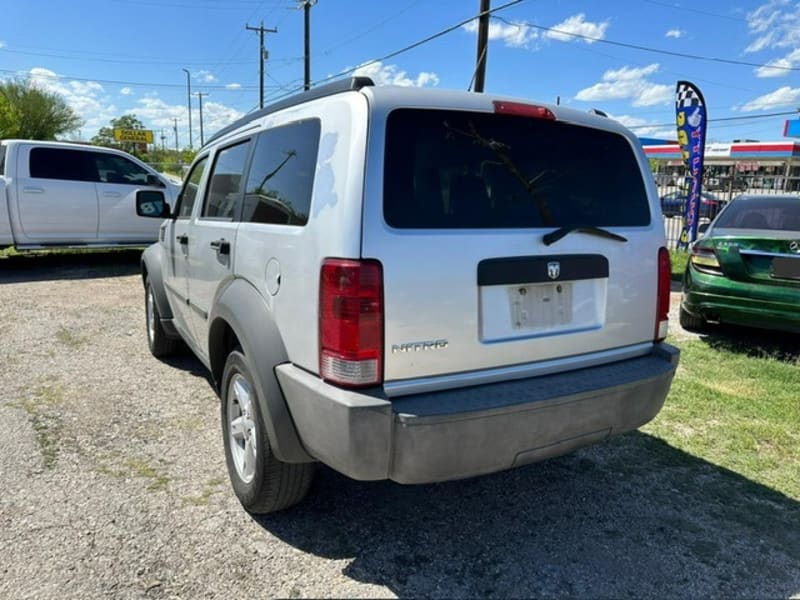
1;252;798;599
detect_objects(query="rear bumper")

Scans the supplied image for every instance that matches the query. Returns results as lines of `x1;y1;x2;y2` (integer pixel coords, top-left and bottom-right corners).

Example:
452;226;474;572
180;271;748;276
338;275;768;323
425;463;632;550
276;343;679;484
683;269;800;333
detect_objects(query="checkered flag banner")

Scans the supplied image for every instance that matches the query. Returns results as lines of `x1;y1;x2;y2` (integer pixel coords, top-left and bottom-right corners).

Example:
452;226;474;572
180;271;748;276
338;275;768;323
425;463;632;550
675;81;705;109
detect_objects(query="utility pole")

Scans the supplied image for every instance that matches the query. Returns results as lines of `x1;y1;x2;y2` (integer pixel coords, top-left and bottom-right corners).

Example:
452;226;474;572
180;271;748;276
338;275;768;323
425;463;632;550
182;68;193;149
474;0;490;93
194;92;208;146
173;118;179;155
160;129;166;151
298;0;317;90
246;21;278;109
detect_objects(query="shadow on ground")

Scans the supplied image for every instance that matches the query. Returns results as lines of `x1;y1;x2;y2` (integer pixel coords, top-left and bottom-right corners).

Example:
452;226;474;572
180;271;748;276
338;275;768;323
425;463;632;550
0;249;142;283
254;432;800;598
698;324;800;364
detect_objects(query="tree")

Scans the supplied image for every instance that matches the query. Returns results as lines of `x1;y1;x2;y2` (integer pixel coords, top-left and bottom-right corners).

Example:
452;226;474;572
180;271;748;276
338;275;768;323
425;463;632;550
91;114;146;149
0;78;82;140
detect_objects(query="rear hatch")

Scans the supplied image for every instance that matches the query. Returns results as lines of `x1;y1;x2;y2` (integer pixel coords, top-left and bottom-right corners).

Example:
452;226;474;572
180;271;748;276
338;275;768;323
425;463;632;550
361;99;663;390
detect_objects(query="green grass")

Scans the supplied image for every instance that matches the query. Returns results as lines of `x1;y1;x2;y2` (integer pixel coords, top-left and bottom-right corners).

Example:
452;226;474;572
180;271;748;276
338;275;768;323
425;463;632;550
670;249;689;281
645;335;800;499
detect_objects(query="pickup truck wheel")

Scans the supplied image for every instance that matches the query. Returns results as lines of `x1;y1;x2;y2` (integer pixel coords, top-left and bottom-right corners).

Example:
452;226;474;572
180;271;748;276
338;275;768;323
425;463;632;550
221;350;314;514
679;305;706;332
145;279;180;357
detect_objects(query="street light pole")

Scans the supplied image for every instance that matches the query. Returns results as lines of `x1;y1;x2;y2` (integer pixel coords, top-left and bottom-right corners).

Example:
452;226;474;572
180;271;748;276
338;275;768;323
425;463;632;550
194;92;208;146
182;68;193;149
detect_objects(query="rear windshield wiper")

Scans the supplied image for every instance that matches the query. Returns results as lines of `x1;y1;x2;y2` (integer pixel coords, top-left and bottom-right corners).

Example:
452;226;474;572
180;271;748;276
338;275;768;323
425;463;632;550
543;225;628;246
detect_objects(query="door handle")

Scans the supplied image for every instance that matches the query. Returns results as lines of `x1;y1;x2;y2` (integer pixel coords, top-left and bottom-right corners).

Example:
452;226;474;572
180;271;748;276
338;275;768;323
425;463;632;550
210;238;230;255
22;186;44;194
102;191;122;198
177;234;188;245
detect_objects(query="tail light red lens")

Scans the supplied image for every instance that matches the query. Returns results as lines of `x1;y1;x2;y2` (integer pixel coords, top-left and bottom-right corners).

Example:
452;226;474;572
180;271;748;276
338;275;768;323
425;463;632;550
656;246;670;341
319;259;383;387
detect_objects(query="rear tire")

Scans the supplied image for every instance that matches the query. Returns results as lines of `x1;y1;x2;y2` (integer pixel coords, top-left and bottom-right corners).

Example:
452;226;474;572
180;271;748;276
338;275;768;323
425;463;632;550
145;279;180;357
221;350;314;514
679;305;706;332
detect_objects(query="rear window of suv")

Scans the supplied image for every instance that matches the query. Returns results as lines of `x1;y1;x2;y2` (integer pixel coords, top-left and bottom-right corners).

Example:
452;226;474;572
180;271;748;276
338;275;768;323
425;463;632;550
383;108;651;229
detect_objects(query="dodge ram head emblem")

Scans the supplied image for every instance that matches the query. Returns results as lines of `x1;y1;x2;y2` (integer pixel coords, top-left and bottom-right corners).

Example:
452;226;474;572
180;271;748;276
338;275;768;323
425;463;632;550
790;241;800;254
547;261;561;280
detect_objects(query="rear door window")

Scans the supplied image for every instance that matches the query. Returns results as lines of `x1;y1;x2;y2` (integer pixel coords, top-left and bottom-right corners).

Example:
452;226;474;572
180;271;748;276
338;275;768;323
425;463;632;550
202;141;251;220
383;109;650;229
29;147;97;182
242;119;320;226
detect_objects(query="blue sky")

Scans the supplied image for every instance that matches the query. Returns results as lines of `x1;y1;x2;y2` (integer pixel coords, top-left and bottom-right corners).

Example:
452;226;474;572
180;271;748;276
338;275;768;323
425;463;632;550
2;0;799;147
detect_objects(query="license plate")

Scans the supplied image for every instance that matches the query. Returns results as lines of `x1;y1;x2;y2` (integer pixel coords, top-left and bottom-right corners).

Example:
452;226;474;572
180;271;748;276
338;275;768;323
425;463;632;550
508;282;572;330
771;256;800;280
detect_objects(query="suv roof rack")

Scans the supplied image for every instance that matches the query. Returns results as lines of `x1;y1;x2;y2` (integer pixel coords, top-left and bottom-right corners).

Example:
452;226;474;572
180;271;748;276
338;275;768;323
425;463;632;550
204;77;375;147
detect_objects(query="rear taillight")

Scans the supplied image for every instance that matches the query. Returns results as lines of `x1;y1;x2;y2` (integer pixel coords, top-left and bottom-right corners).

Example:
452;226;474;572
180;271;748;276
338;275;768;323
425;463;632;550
493;100;556;120
689;245;722;274
656;247;670;341
319;258;383;387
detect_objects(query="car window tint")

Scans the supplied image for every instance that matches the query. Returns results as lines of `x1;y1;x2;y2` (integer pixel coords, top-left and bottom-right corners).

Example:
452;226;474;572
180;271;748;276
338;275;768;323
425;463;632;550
242;119;320;226
29;147;97;182
176;156;208;219
384;109;651;229
92;153;151;184
715;196;800;231
203;141;250;220
0;145;6;176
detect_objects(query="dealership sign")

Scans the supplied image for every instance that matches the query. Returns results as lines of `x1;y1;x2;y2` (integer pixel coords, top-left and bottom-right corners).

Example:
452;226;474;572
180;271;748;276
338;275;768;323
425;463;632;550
114;128;154;144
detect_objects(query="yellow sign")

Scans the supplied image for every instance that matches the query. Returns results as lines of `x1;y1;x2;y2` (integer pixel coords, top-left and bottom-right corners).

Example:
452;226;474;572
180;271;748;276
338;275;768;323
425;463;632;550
114;128;154;144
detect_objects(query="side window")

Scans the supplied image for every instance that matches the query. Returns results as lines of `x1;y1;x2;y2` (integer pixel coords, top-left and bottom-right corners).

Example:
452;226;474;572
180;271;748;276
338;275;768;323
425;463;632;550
176;156;208;219
29;147;97;182
243;119;320;226
202;141;250;220
92;153;151;184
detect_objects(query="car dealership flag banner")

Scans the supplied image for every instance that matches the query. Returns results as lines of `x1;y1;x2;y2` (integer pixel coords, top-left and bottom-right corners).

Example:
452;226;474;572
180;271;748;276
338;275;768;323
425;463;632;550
675;80;708;248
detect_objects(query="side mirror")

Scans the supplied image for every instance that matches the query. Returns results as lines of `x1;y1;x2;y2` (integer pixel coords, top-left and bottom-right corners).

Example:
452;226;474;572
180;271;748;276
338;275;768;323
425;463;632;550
698;223;710;235
136;190;171;218
146;174;166;188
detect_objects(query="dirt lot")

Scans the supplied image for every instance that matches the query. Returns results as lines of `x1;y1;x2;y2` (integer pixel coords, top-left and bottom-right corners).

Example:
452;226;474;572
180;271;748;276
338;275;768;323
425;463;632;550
1;252;798;599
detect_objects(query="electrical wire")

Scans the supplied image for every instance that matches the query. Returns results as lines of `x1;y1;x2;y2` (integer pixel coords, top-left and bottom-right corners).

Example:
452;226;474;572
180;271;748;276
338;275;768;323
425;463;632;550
625;110;799;130
493;15;800;72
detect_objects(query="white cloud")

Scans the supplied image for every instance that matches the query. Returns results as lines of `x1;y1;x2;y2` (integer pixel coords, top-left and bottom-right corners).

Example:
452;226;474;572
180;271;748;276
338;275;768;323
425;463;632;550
194;70;217;83
0;41;6;49
575;63;672;107
609;114;675;139
352;61;439;87
754;47;800;77
225;83;242;90
544;13;609;43
741;85;800;110
120;87;134;96
745;0;800;53
462;19;537;47
665;29;684;39
135;96;243;145
27;67;117;138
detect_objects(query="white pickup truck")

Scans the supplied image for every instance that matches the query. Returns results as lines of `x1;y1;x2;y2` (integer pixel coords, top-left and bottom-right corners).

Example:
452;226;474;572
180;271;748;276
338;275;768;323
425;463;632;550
0;139;180;250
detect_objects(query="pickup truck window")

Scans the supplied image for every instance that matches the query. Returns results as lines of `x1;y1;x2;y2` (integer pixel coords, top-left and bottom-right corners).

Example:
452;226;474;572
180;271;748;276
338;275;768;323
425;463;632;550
203;141;250;220
30;147;97;182
176;156;208;219
93;152;151;185
383;109;650;229
0;145;5;176
242;119;320;226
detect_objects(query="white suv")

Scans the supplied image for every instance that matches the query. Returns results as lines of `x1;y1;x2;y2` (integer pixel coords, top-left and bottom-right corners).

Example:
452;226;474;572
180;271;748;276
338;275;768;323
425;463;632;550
137;77;679;513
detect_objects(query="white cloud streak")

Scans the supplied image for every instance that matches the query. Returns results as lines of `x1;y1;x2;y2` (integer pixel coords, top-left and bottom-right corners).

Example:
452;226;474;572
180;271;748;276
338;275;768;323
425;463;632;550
575;63;672;107
352;61;439;87
544;13;609;43
746;0;800;53
741;85;800;110
665;28;684;39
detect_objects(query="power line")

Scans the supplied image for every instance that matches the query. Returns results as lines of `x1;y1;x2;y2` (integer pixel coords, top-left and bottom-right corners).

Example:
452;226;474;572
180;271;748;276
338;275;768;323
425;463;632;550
493;15;800;72
625;110;799;131
263;0;527;104
639;0;747;23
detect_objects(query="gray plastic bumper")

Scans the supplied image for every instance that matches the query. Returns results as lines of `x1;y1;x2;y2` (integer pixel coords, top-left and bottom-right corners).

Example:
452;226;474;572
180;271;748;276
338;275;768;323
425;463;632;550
275;343;679;484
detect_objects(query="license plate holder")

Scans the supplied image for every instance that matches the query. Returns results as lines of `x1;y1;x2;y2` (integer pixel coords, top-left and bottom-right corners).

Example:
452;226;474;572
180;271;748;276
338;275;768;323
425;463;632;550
508;282;573;330
771;256;800;280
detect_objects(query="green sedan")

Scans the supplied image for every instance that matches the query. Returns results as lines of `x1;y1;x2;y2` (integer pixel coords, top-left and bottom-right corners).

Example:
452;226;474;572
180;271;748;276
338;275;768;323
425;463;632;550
680;194;800;333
